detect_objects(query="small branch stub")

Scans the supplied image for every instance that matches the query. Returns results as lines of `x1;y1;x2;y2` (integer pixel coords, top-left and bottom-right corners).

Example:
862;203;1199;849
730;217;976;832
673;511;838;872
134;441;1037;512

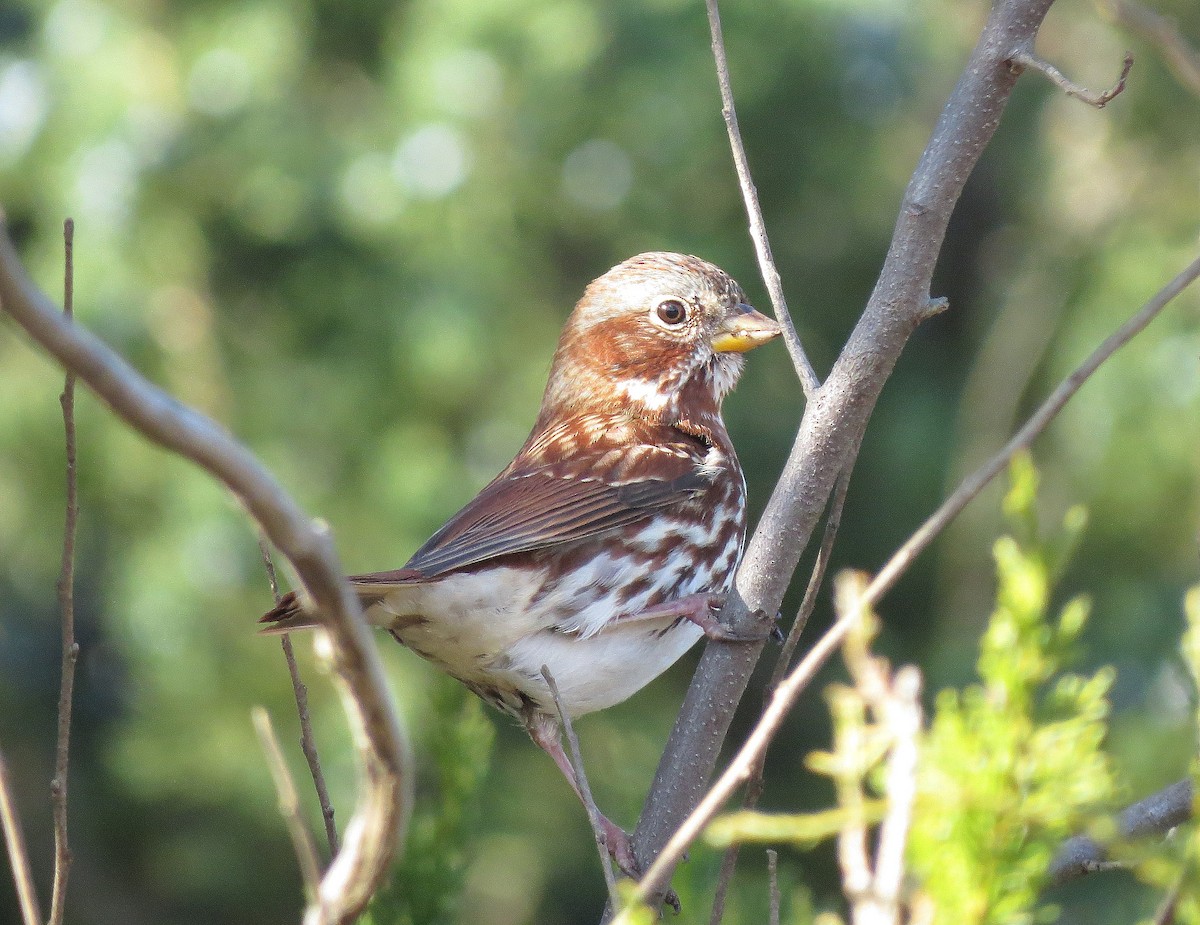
1009;48;1134;108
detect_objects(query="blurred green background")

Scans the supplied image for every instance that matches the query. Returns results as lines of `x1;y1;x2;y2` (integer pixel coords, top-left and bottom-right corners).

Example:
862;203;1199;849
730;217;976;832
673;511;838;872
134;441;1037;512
1;0;1198;922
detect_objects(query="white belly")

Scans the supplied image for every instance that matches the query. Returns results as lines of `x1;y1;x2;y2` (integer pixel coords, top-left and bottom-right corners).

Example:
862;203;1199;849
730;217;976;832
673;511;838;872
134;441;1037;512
360;552;719;719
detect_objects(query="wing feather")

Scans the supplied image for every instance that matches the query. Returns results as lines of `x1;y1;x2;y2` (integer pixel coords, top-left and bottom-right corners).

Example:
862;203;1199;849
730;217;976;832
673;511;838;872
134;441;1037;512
401;451;708;577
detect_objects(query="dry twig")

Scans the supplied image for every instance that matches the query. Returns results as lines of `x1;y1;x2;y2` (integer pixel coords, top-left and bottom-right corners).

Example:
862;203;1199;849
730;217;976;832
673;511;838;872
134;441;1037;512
0;749;42;925
49;217;78;925
704;0;820;399
1009;47;1133;107
0;223;412;925
254;706;324;898
260;540;340;857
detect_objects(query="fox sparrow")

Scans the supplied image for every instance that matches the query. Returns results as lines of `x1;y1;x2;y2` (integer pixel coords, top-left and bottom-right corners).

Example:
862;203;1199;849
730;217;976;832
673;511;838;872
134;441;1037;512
262;252;780;874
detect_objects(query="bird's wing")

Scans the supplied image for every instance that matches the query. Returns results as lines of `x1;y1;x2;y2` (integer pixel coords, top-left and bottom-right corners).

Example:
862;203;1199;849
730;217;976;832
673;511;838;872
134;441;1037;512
384;448;709;578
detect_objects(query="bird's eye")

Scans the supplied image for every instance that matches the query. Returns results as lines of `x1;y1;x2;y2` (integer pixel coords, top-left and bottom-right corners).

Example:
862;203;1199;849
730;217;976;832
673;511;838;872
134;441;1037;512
656;299;688;326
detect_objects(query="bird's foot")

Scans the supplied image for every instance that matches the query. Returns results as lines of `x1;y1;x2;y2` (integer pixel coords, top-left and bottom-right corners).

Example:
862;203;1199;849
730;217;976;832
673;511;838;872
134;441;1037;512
630;593;778;643
598;818;681;913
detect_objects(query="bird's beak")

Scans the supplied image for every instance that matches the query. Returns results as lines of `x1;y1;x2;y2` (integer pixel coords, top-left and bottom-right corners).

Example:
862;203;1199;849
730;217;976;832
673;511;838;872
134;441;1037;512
710;303;782;353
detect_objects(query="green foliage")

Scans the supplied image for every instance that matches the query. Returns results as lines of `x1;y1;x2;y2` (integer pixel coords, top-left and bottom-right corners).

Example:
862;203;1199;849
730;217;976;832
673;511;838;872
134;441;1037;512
364;677;494;925
1118;588;1200;925
910;455;1116;925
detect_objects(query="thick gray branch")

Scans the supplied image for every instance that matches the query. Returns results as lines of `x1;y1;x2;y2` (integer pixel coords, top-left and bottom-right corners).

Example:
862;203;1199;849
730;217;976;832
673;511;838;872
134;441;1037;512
1048;779;1195;887
628;0;1056;907
0;225;412;925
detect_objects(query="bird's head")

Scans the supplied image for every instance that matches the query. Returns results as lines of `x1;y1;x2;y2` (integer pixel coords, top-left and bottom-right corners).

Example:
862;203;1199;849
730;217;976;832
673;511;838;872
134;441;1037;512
538;252;780;427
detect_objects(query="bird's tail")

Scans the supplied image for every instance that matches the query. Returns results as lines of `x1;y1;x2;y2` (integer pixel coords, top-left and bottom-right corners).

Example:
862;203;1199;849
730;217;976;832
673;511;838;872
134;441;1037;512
258;568;425;634
258;591;318;634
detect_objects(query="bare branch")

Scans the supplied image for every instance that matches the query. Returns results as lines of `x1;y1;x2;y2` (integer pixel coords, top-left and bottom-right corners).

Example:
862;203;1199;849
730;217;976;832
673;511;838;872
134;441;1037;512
627;0;1064;906
1009;47;1133;107
254;707;324;897
49;217;78;925
0;223;412;925
0;749;42;925
869;252;1200;604
541;666;620;908
1048;778;1194;887
260;540;340;857
1104;0;1200;97
704;0;820;399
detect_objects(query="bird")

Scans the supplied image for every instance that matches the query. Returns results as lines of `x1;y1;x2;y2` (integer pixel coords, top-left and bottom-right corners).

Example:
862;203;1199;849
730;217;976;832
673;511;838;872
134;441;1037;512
261;252;780;875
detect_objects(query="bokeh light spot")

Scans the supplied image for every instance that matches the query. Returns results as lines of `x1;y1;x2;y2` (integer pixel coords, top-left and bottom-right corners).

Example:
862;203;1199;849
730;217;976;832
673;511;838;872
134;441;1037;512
393;123;471;198
562;138;632;211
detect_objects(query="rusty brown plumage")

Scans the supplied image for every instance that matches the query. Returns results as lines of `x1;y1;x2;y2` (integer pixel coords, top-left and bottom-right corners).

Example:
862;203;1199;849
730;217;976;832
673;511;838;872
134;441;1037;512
261;252;780;875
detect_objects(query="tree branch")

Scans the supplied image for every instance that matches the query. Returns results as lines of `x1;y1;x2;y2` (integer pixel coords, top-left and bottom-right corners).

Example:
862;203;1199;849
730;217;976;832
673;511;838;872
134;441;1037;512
0;221;412;925
1009;47;1133;107
705;0;820;399
1047;778;1195;887
260;540;341;857
627;0;1059;908
49;217;78;925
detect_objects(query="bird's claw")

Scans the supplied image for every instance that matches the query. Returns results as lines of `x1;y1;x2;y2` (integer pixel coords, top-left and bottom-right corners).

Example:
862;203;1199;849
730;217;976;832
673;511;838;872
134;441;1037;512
701;605;780;643
603;823;681;912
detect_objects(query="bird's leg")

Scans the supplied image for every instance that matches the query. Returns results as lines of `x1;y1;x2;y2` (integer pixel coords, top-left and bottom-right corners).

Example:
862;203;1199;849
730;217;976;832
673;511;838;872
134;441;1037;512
524;711;640;876
615;592;778;642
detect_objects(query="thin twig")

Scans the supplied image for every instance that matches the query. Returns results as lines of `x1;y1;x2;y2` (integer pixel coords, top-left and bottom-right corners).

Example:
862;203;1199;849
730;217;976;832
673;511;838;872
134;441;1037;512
49;217;78;925
707;464;853;924
260;540;340;857
253;707;324;898
541;666;620;908
1009;48;1133;107
0;224;412;925
869;252;1200;603
1104;0;1200;97
767;849;780;925
705;0;820;399
0;749;43;925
